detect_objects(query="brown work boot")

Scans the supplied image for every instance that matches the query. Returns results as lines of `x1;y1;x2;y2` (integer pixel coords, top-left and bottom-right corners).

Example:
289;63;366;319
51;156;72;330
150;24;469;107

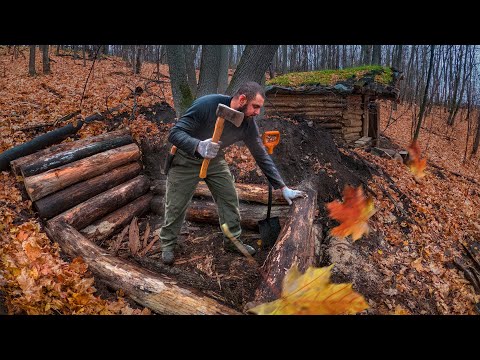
161;250;175;265
223;238;256;256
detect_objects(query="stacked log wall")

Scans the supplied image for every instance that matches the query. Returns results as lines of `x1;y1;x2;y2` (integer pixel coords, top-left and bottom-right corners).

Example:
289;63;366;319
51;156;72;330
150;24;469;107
264;93;365;143
11;131;151;241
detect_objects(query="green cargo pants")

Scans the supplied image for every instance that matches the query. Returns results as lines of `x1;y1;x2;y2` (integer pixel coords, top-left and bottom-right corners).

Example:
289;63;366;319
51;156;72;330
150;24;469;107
159;148;241;251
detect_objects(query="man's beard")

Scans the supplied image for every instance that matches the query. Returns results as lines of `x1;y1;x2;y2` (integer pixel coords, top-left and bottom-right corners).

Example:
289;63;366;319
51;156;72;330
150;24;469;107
237;104;253;120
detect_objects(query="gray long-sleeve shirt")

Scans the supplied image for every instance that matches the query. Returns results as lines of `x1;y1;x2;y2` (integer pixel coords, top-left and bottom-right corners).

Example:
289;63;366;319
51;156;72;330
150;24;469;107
168;94;286;189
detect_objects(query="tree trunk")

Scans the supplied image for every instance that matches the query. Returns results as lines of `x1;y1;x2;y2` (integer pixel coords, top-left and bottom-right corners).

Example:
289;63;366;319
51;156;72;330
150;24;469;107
42;45;50;74
413;45;435;141
29;45;36;76
217;45;230;94
35;162;142;220
45;221;239;315
226;45;279;95
50;175;150;230
80;192;153;242
166;45;194;117
21;135;133;177
186;199;290;230
253;186;317;304
196;45;221;98
24;143;141;202
134;45;142;74
472;112;480;155
281;45;288;74
183;45;197;98
372;45;381;65
10;129;129;176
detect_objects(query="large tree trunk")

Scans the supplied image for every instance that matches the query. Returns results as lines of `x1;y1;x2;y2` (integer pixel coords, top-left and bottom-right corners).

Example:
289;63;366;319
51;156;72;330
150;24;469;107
50;175;150;230
10;129;129;176
21;135;133;177
166;45;194;117
186;199;290;230
24;143;141;202
196;45;221;98
35;162;142;219
217;45;230;94
45;221;239;315
151;180;288;205
253;186;318;304
81;192;153;242
226;45;279;95
183;45;198;98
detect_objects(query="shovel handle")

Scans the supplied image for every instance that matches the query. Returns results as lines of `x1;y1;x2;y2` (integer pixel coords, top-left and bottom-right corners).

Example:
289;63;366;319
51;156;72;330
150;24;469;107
199;116;224;178
262;131;280;154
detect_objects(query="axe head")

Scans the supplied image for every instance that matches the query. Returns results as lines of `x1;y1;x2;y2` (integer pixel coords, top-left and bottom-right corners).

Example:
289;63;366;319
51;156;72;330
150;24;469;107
216;103;244;127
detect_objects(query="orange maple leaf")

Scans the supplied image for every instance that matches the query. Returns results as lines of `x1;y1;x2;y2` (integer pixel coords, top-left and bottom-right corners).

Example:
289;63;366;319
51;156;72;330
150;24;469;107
407;141;427;179
326;185;376;241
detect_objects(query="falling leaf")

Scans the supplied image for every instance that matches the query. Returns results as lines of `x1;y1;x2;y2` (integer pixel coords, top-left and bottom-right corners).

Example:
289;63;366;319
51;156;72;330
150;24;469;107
250;265;369;315
407;141;427;179
326;185;376;241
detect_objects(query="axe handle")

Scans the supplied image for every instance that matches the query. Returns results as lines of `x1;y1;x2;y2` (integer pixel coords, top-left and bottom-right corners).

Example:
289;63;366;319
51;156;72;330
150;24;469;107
199;116;224;178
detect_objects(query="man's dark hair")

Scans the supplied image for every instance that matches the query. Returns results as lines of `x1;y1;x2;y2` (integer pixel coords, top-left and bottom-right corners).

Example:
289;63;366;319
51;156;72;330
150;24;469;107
233;81;265;101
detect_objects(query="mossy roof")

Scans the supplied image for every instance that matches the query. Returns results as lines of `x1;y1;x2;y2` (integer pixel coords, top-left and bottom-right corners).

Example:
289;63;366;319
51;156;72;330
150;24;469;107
265;66;400;99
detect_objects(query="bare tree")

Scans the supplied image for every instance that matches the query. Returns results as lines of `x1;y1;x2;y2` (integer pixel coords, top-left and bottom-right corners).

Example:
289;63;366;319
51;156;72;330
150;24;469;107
42;45;50;74
29;45;36;76
217;45;230;94
413;45;435;141
166;45;194;117
226;45;279;95
196;45;221;98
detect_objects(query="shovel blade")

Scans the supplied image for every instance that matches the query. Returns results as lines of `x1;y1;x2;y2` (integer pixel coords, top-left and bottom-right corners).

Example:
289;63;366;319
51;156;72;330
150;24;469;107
258;216;281;248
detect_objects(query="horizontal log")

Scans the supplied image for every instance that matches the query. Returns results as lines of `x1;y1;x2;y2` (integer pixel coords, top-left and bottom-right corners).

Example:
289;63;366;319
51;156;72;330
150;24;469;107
313;123;342;129
343;126;363;134
253;186;318;304
81;192;153;242
24;143;141;202
186;199;290;230
21;135;133;177
51;175;150;230
1;107;126;172
0;122;83;171
11;129;130;177
34;162;142;219
151;180;289;205
45;220;239;314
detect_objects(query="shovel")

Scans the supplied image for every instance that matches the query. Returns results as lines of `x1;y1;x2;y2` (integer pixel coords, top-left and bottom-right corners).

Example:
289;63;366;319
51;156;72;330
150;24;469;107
258;131;281;248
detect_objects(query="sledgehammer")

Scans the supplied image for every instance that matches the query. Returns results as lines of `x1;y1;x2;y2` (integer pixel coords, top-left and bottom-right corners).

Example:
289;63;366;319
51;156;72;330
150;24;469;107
199;103;245;178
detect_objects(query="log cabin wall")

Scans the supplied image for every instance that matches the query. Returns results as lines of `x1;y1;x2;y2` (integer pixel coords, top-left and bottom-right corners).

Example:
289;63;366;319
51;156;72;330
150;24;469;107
264;92;370;144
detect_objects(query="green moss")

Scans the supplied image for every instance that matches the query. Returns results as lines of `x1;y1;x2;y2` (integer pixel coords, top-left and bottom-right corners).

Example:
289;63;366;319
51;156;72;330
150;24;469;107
179;83;194;114
267;66;393;87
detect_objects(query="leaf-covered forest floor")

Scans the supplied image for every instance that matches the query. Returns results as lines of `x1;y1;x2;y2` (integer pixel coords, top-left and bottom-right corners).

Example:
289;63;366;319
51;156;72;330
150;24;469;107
1;47;479;314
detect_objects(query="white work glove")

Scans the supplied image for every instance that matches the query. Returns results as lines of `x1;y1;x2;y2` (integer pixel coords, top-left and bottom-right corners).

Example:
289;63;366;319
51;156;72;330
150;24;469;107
197;138;221;159
281;186;306;205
